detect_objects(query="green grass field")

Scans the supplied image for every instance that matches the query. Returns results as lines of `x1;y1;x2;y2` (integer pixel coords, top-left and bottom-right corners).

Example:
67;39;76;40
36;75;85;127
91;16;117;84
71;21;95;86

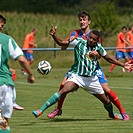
9;67;133;133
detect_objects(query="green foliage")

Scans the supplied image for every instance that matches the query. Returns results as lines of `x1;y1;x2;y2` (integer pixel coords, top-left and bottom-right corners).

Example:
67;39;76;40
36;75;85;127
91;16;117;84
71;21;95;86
1;1;133;68
91;1;120;37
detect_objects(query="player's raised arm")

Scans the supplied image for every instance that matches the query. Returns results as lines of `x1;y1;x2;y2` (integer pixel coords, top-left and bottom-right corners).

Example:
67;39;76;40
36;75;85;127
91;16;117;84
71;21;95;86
50;25;68;47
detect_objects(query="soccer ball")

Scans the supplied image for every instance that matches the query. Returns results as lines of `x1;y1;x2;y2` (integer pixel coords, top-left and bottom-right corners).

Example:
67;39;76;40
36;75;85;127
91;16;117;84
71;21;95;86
37;60;52;75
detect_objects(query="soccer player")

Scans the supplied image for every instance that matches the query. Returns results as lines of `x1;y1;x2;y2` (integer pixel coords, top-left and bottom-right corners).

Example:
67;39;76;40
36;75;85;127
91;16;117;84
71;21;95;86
126;25;133;60
47;11;130;120
0;13;24;111
22;28;38;75
109;26;131;73
32;30;132;120
0;14;35;132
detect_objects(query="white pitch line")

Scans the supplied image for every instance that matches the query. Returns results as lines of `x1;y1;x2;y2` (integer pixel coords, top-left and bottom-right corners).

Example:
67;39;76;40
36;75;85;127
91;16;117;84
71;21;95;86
16;81;58;86
16;82;133;89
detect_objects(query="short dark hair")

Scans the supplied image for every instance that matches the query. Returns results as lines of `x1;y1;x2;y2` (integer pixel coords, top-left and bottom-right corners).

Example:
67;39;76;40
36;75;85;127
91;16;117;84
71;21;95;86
0;14;6;24
78;10;91;20
122;26;127;30
91;30;101;38
129;25;133;30
31;28;37;32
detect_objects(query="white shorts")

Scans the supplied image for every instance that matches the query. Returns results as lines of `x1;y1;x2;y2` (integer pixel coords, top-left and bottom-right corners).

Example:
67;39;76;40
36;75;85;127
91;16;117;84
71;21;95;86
67;73;104;94
0;85;14;118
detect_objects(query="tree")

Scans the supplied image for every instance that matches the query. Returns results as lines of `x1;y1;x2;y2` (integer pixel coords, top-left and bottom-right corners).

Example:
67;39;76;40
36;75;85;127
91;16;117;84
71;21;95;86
91;1;119;37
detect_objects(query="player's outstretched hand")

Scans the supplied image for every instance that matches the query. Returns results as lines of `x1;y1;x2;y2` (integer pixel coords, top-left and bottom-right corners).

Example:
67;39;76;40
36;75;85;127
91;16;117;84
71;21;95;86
50;25;57;36
124;60;133;71
27;75;35;84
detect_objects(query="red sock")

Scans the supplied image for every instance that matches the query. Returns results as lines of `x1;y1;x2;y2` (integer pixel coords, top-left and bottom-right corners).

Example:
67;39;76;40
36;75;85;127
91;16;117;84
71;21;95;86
109;64;116;72
57;84;66;110
12;73;16;82
107;89;125;113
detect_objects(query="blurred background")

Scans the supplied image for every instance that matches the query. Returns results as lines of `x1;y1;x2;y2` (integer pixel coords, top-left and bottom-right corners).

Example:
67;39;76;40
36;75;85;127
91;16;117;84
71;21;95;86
1;0;133;68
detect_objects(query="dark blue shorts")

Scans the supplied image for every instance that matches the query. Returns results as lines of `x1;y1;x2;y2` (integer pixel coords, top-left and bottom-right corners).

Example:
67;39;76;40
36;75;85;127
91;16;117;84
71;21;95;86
116;50;127;60
25;52;33;61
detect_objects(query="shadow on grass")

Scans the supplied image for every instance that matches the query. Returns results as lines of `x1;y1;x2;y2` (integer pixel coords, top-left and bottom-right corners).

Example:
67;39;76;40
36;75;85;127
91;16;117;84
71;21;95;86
41;117;112;122
19;117;118;126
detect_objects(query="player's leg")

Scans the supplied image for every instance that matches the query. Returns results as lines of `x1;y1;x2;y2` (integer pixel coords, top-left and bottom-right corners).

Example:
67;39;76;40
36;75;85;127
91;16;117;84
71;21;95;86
47;76;67;118
12;88;24;110
101;83;129;120
97;68;129;120
0;85;14;133
10;69;24;110
83;75;122;120
109;50;121;72
32;81;79;118
93;93;123;120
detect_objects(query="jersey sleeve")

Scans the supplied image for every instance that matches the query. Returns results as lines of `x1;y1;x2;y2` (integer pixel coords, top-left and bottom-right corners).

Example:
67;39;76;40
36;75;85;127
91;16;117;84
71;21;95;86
65;30;77;41
98;45;107;57
29;35;34;43
127;32;131;39
68;38;81;47
119;33;125;42
8;37;24;60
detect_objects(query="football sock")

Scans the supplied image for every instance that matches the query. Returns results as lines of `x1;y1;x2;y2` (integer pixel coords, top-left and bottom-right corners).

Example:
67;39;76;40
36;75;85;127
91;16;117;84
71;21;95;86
109;64;115;72
0;126;10;133
40;92;61;113
57;84;66;110
12;73;16;82
104;103;114;118
107;89;125;113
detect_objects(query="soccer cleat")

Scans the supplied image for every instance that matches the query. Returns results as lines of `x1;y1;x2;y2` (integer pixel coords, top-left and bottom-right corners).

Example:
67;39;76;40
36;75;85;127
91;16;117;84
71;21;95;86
21;68;27;75
22;71;27;75
13;103;24;110
121;112;130;121
47;109;62;119
32;110;42;118
109;113;123;120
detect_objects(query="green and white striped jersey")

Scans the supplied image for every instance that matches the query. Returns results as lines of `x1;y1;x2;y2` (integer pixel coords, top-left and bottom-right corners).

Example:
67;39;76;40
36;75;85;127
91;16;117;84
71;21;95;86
0;32;24;86
69;38;107;76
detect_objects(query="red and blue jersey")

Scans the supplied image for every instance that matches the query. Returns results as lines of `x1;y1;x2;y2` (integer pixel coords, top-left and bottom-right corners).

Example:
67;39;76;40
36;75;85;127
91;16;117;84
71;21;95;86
66;29;92;40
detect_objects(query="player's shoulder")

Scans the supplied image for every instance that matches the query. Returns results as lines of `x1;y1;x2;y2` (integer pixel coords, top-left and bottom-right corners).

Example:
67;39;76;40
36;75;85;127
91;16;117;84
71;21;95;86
70;29;81;35
0;32;13;40
118;32;124;36
69;37;86;46
97;42;102;46
127;30;132;35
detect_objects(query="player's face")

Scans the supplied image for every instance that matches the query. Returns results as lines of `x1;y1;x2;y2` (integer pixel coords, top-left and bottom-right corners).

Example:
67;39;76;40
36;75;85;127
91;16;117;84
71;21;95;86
78;16;91;30
88;32;99;47
0;20;5;31
122;28;127;35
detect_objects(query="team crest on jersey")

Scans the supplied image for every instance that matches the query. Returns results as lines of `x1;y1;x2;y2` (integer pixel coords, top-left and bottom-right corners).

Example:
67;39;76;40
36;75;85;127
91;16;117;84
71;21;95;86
86;52;94;60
